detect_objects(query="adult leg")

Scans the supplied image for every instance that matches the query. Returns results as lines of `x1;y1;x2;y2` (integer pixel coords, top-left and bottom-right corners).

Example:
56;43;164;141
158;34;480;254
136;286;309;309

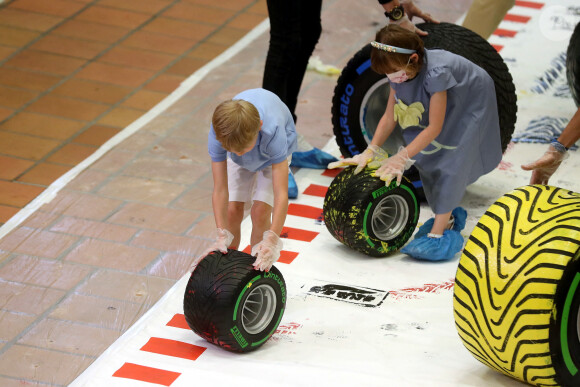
263;0;322;121
462;0;516;40
284;0;323;118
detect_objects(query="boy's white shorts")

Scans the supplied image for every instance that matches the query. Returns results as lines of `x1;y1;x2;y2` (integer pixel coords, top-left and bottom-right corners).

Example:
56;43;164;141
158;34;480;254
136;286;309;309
227;157;291;207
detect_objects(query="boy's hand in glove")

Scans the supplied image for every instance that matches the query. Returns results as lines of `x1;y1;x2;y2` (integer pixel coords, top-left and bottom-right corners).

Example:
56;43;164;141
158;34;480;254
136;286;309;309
373;146;415;186
192;228;234;272
200;228;234;257
327;145;388;174
251;230;283;272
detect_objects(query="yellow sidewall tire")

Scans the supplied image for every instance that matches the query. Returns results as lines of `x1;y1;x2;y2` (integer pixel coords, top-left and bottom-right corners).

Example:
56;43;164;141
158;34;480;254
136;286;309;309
453;185;580;386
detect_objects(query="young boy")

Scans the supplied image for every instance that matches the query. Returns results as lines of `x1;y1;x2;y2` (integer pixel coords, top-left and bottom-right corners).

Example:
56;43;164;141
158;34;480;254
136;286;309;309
199;88;297;272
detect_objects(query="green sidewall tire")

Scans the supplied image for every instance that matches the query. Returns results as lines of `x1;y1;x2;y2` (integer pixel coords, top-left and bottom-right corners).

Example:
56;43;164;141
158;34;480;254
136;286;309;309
453;185;580;386
183;250;286;353
323;166;419;257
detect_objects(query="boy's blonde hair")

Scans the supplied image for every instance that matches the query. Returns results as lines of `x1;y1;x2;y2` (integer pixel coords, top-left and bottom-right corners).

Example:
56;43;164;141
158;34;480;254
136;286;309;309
370;24;425;78
212;99;261;153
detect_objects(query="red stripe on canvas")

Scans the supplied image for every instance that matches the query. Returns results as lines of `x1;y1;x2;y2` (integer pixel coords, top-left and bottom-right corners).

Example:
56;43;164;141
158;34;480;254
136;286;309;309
493;28;517;37
278;250;299;264
492;44;504;52
241;246;299;264
113;363;180;386
167;314;189;330
503;13;531;23
303;184;328;197
322;168;342;178
281;226;319;242
288;203;323;220
514;0;544;9
141;337;206;361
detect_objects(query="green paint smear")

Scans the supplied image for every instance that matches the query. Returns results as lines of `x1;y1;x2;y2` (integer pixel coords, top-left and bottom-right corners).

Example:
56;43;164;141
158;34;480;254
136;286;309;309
561;273;579;376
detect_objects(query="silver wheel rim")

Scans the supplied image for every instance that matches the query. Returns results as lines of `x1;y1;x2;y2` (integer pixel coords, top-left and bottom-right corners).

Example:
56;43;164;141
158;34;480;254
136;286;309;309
241;284;277;335
359;77;406;155
371;195;409;240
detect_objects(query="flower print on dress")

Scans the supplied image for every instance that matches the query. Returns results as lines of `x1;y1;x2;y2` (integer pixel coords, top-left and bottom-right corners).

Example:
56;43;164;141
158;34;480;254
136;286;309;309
393;99;425;129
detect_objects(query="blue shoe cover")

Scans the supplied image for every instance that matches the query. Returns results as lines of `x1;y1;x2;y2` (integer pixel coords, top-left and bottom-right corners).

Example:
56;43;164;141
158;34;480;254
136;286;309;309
451;207;467;232
288;171;298;199
401;230;464;261
414;218;435;239
290;148;338;169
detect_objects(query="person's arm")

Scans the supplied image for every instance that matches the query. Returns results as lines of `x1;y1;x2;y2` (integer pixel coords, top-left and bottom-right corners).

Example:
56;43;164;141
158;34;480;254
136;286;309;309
328;92;397;172
558;106;580;148
269;160;289;236
374;90;447;185
211;160;229;230
371;90;399;147
379;0;439;36
194;160;233;265
252;159;288;272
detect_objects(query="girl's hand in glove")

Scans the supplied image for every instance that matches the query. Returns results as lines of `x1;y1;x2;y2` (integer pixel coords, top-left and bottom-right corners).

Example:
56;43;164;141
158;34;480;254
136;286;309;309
521;144;569;185
373;147;415;186
251;230;283;272
327;145;388;174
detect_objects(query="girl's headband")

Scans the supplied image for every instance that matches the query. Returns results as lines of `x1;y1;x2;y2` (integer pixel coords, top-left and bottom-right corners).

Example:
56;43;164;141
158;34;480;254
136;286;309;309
371;41;416;54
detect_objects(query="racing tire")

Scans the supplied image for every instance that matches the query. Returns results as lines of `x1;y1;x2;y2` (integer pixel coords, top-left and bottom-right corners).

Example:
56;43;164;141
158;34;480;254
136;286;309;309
453;185;580;386
183;249;286;353
566;21;580;107
331;22;517;157
323;166;419;257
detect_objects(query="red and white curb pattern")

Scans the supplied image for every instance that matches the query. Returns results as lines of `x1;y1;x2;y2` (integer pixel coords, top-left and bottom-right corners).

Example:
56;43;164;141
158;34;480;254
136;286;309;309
99;4;551;384
489;0;544;53
111;169;336;385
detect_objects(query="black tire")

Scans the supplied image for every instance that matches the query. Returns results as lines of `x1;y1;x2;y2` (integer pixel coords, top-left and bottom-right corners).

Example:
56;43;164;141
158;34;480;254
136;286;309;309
323;166;419;257
183;249;286;353
566;21;580;107
453;185;580;386
331;22;517;156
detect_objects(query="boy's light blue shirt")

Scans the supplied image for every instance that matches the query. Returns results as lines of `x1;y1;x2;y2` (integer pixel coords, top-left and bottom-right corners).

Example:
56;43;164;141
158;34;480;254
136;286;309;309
208;88;297;172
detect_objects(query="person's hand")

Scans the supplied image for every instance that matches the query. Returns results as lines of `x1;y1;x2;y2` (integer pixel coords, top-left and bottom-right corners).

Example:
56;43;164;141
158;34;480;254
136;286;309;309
373;146;415;186
327;145;388;174
521;144;569;185
199;228;234;257
251;230;283;272
398;1;440;36
191;228;234;271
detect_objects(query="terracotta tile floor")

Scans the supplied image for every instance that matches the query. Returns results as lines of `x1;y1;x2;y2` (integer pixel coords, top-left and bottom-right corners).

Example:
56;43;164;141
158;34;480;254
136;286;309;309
0;0;471;385
0;0;268;226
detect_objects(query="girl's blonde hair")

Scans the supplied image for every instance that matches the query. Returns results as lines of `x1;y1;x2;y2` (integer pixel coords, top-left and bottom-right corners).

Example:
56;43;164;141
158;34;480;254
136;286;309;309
212;99;260;153
370;24;425;78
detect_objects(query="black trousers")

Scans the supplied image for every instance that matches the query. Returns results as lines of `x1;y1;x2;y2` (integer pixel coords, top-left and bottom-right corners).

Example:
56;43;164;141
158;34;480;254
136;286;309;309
262;0;323;123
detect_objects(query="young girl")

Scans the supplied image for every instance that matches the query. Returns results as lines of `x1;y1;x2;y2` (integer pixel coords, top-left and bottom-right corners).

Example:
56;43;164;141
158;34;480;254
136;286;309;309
330;24;502;261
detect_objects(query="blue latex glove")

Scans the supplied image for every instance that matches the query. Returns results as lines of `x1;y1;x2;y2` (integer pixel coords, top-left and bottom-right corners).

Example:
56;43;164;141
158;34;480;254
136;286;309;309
413;207;467;240
291;148;338;169
401;230;464;261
